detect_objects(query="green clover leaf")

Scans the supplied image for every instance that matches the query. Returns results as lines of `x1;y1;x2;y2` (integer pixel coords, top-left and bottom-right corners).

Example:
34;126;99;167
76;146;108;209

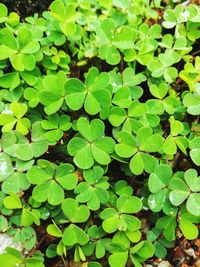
126;38;157;66
109;100;148;128
189;137;200;166
50;0;78;37
108;240;154;267
115;127;162;175
147;228;174;258
156;215;177;241
100;194;142;233
47;222;63;238
0;102;30;135
24;75;43;108
0;28;40;71
148;164;173;212
163;4;187;29
169;169;200;216
180;57;200;92
83;225;108;259
179;206;200;240
163;117;188;156
183;92;200;115
1;122;50;161
0;153;13;182
61;198;90;223
114;180;133;197
169;116;184;137
0;72;20;90
0;248;23;267
32;180;64;206
112;87;132;108
21;208;40;226
169;178;190;206
74;166;109;211
109;99;162;129
115;131;136;158
2;172;30;194
42;113;71;142
39;73;67;115
63;224;89;247
149;81;169;99
130;241;155;266
65;67;112;115
67;117;115;169
184;169;200;192
147;50;181;83
27;160;78;205
3;192;22;209
96;19;136;65
0;4;8;23
179;218;199;240
130;151;156;174
95;19;119;65
109;251;128;267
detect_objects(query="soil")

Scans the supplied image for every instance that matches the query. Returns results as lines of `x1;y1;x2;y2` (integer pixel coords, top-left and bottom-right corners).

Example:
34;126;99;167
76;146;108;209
1;0;52;17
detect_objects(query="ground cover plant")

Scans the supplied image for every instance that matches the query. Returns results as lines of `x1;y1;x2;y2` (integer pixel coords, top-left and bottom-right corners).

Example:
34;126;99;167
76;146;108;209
0;0;200;266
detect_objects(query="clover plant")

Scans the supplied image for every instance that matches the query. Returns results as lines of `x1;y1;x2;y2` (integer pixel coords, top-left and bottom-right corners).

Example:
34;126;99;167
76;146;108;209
67;117;115;169
74;166;109;210
0;1;200;267
0;247;44;267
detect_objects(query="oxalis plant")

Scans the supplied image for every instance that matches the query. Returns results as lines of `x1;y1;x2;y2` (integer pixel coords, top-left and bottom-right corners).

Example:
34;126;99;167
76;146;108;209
0;1;200;267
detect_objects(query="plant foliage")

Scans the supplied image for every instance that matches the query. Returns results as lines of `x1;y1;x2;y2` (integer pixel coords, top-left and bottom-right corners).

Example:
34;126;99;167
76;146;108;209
0;0;200;266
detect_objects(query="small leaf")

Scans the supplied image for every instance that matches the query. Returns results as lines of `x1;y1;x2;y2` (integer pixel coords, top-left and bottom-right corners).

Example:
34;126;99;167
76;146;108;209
180;218;198;240
190;137;200;166
3;193;22;209
63;224;89;246
62;198;90;223
47;223;63;237
169;178;190;206
109;251;128;267
186;193;200;217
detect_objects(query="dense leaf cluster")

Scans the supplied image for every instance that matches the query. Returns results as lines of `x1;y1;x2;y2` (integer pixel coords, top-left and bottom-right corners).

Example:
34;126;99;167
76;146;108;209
0;1;200;266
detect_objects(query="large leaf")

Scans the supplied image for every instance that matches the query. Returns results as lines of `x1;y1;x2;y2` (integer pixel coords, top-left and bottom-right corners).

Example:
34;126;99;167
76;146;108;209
62;198;90;223
63;224;89;246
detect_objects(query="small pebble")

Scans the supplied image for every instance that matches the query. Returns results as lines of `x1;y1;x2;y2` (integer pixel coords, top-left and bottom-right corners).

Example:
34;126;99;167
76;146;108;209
158;261;172;267
185;248;196;259
195;260;200;267
0;234;22;254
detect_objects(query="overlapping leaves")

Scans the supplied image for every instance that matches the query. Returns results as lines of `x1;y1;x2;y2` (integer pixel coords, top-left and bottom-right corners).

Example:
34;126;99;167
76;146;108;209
0;1;200;267
67;117;115;169
27;160;78;205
